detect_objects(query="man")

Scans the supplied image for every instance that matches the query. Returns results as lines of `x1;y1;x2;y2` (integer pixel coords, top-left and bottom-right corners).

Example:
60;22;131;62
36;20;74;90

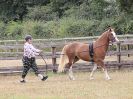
20;35;48;83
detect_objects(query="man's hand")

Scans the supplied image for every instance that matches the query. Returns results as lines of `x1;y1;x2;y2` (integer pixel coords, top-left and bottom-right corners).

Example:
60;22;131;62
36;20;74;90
39;50;43;53
39;50;43;56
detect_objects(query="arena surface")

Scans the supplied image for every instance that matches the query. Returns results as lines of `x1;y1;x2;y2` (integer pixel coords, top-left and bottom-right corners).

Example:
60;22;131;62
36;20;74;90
0;71;133;99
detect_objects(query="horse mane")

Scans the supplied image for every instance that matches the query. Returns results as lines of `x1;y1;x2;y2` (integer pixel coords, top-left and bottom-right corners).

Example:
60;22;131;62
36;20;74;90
96;30;109;42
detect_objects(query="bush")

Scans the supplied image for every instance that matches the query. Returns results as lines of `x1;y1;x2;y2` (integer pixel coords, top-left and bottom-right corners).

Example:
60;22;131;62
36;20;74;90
111;15;133;34
32;21;54;39
26;6;58;21
4;21;23;39
0;15;132;40
22;20;35;37
22;20;59;39
0;21;6;39
97;18;117;33
43;21;59;38
58;17;100;37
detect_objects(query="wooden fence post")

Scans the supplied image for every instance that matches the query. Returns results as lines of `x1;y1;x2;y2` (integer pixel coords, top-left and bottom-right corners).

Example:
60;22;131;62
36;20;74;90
127;44;130;57
117;42;121;69
52;46;57;73
126;36;130;57
16;41;19;58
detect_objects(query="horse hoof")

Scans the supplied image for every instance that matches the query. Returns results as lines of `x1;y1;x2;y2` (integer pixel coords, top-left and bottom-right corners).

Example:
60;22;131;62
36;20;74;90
72;78;75;80
70;78;75;80
69;77;75;80
106;78;111;80
90;77;94;80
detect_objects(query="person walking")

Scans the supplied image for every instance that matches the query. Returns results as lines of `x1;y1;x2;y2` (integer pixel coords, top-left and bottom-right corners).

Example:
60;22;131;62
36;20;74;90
20;35;48;83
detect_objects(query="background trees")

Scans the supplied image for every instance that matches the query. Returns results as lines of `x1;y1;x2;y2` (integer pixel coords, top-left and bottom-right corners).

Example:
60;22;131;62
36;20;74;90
0;0;132;39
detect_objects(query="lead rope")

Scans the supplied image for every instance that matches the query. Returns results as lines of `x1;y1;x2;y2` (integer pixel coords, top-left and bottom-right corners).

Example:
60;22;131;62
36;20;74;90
39;54;48;75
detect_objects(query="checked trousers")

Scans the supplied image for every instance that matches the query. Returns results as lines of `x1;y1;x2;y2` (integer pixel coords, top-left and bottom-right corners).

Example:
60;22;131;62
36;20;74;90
21;56;40;79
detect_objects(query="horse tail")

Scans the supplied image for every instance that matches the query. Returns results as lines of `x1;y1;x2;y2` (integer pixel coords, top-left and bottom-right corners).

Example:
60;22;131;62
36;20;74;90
58;45;68;72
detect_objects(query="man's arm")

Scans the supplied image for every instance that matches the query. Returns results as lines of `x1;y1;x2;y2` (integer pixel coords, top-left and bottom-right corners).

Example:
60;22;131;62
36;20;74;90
30;44;41;53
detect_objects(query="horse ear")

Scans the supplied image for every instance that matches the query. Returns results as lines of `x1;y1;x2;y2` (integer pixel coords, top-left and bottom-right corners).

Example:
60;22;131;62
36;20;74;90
108;27;112;32
109;28;112;32
106;25;112;32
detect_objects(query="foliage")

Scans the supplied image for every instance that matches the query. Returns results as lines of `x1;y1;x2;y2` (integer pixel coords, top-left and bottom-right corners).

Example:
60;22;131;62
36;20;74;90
0;21;6;39
4;21;23;39
0;0;132;39
26;6;58;21
15;20;59;39
58;17;100;37
116;0;133;13
0;0;27;22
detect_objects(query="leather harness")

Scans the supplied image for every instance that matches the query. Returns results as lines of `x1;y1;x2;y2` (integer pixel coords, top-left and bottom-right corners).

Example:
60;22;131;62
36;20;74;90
89;43;94;62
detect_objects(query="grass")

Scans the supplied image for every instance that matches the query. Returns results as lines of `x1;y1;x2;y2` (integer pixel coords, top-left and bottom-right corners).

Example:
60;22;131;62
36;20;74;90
0;71;133;99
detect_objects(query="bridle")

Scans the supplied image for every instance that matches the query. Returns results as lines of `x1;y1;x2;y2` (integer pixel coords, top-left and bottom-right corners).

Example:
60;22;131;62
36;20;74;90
107;28;118;43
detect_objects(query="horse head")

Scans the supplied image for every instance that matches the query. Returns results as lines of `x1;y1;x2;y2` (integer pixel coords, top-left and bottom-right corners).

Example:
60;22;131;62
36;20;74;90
107;27;119;43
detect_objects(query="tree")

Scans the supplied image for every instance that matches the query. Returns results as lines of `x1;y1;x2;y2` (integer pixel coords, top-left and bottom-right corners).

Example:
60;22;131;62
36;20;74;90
117;0;133;13
0;0;50;22
0;0;27;22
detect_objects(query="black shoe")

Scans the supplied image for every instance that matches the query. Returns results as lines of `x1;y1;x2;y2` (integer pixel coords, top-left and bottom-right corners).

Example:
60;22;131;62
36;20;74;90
20;79;26;83
53;69;57;73
41;76;48;81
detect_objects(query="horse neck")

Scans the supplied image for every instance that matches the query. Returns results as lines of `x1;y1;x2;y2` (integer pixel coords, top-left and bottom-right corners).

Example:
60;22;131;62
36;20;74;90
95;32;109;52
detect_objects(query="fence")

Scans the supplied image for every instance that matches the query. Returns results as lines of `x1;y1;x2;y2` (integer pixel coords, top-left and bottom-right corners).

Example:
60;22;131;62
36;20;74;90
0;35;133;74
0;34;133;59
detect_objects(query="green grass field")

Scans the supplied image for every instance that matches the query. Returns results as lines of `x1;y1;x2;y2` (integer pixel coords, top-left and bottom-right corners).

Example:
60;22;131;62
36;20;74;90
0;71;133;99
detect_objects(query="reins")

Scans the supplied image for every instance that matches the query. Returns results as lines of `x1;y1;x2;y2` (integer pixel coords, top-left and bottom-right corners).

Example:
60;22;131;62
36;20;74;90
39;54;48;75
39;53;57;74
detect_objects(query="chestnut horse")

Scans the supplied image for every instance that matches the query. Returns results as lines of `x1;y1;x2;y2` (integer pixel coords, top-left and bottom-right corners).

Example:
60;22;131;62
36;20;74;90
58;28;119;80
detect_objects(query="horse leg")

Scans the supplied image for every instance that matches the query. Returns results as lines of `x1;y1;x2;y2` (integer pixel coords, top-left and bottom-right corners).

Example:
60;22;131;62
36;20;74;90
90;64;97;80
65;62;75;80
103;67;111;80
68;66;75;80
99;61;111;80
68;56;79;80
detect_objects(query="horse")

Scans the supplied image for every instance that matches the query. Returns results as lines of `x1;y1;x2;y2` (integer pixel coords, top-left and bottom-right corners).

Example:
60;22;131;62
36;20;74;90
58;27;119;80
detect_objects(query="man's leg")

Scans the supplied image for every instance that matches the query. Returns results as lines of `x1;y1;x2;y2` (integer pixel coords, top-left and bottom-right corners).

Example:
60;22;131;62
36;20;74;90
20;66;30;82
20;57;30;83
31;58;48;81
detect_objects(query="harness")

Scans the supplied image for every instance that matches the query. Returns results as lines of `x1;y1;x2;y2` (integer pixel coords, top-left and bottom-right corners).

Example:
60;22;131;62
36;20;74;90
89;43;94;62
